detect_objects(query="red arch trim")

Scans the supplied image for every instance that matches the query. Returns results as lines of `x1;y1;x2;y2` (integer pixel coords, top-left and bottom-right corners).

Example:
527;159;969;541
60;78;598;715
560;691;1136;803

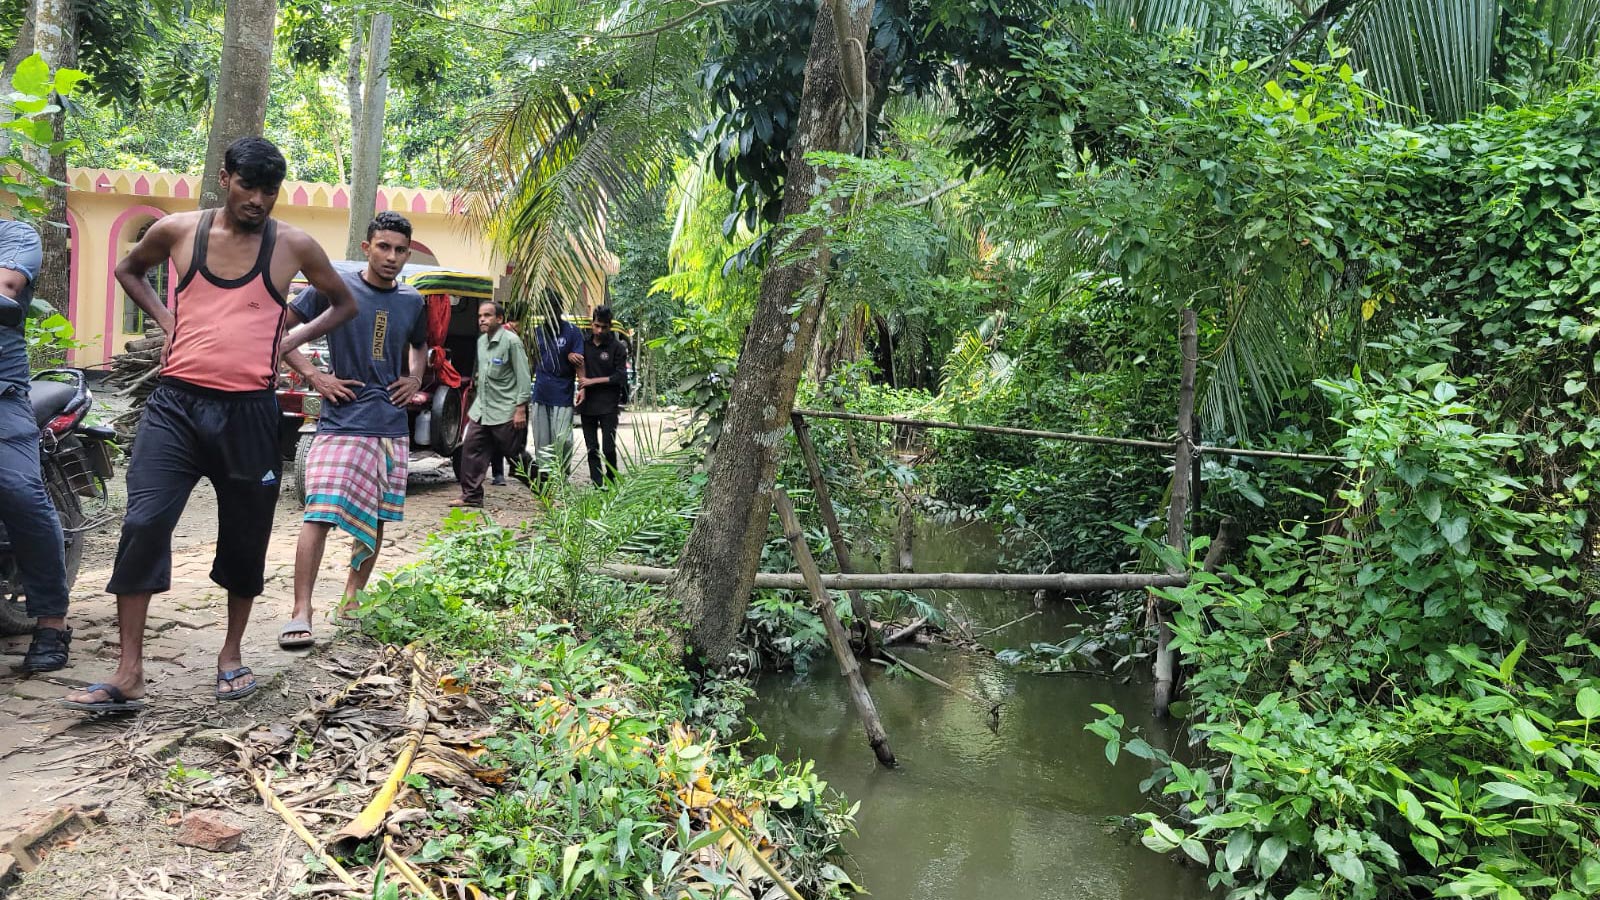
103;205;177;362
65;209;80;363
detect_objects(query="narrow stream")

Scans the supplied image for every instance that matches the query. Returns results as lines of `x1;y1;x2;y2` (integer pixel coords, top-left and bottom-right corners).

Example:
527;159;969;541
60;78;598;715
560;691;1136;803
748;519;1213;900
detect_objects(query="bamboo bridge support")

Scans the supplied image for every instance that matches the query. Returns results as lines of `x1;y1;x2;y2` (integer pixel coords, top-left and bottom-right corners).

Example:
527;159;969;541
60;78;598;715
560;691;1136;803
772;488;897;768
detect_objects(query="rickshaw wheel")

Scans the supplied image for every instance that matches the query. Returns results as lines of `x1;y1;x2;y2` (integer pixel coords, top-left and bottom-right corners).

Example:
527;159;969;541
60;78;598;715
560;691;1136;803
431;386;464;455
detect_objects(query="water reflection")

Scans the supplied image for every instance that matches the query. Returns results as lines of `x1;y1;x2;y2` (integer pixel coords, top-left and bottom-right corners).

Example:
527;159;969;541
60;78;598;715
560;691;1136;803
748;519;1214;900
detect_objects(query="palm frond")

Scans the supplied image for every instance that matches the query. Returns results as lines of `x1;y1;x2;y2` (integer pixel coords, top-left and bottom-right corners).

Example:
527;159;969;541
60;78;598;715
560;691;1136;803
453;0;709;308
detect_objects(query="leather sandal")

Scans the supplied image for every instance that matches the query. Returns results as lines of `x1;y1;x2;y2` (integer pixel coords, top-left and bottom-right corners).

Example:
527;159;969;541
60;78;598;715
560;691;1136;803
20;626;71;673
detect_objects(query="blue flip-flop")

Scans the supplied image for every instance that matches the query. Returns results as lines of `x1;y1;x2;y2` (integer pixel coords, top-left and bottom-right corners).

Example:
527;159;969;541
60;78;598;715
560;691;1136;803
59;682;147;713
216;666;259;702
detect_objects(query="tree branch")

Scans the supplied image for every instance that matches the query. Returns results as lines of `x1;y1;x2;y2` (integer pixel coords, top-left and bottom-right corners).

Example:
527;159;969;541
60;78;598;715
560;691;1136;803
899;179;966;208
602;0;742;41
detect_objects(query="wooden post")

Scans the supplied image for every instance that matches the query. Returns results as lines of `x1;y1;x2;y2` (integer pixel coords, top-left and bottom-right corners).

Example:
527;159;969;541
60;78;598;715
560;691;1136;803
1154;308;1198;719
791;413;878;653
773;488;897;768
894;487;915;574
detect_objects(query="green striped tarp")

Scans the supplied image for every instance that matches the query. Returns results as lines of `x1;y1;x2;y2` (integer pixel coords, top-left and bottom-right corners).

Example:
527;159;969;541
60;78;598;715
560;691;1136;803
408;270;496;299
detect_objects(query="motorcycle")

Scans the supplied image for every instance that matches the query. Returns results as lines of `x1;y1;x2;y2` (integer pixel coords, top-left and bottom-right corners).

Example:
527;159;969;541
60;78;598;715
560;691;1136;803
0;369;118;636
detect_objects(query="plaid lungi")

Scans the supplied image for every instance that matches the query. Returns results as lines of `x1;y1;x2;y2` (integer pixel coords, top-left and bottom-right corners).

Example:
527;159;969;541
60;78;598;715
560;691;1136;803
302;435;408;570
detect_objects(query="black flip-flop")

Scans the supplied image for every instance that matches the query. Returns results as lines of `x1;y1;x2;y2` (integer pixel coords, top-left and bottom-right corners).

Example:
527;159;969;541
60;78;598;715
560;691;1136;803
216;666;259;702
59;682;147;713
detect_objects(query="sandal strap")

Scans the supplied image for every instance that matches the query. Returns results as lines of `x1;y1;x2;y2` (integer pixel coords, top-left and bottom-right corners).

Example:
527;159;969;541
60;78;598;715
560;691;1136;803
83;682;129;703
217;666;254;682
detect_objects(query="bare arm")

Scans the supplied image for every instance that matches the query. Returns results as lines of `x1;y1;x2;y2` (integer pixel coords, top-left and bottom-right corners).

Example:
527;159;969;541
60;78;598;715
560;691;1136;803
278;232;357;356
113;218;183;336
389;343;428;405
0;269;26;298
512;337;530;429
283;307;359;402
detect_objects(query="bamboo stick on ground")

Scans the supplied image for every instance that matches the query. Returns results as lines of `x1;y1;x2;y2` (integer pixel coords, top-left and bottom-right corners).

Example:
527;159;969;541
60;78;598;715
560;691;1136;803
708;804;805;900
383;836;444;900
772;488;896;767
333;655;430;845
242;755;361;890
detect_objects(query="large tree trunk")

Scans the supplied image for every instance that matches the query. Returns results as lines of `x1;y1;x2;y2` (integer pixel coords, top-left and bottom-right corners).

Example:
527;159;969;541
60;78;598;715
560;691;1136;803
199;0;279;210
345;12;391;259
0;13;37;158
668;0;878;666
28;0;74;314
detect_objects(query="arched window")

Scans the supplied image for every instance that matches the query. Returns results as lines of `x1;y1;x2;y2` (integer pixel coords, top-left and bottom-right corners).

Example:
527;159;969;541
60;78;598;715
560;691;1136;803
122;221;165;335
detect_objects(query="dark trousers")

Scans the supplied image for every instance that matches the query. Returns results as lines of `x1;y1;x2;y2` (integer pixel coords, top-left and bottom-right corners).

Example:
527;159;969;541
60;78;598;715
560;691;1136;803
0;392;68;618
581;411;619;486
108;381;281;598
459;418;531;503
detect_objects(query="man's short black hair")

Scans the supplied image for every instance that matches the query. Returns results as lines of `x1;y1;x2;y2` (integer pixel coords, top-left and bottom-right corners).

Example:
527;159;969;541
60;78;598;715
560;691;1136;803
223;136;287;190
594;304;614;325
367;211;413;242
480;300;506;319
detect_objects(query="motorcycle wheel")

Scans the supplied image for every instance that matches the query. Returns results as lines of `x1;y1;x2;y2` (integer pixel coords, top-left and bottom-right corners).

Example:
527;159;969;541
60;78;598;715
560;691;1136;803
0;468;85;636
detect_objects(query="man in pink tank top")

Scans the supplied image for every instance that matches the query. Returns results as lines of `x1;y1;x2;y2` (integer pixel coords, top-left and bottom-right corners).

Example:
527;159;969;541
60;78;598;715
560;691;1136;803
63;137;357;713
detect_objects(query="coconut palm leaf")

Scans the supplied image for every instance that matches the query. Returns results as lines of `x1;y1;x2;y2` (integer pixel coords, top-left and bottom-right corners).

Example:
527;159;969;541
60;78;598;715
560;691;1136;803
454;0;709;309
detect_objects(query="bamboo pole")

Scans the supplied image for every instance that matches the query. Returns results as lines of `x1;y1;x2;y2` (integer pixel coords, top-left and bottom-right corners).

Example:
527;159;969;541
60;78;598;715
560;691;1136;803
1154;309;1198;720
790;412;877;654
333;659;429;845
875;649;1000;721
601;563;1187;593
791;408;1344;462
772;488;897;767
243;756;361;890
708;805;805;900
383;836;444;900
884;616;928;645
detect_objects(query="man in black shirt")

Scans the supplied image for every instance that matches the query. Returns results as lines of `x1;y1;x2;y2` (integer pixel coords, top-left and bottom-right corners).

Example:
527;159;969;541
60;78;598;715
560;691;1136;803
575;305;629;486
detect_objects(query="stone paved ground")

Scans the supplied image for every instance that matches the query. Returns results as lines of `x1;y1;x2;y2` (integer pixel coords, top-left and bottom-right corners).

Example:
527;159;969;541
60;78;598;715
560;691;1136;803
0;411;679;852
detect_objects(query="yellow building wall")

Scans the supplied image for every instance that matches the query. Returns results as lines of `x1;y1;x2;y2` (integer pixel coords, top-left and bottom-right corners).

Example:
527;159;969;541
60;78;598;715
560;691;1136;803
64;168;503;367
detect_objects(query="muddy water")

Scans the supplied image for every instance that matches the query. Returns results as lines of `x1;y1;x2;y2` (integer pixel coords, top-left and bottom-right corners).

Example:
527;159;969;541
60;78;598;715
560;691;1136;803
748;520;1213;900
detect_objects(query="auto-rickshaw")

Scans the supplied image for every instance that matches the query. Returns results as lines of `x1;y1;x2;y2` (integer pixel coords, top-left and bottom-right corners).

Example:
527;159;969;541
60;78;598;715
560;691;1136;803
277;262;497;503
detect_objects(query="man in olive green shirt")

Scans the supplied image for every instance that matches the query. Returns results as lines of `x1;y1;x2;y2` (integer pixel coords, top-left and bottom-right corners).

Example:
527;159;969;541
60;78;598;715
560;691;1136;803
453;301;532;507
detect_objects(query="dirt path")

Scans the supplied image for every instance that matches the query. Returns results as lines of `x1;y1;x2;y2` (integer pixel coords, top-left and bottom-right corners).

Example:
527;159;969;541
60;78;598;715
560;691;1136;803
0;409;680;896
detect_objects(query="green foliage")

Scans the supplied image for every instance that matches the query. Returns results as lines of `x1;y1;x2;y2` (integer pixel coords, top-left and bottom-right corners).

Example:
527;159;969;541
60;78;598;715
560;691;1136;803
357;457;855;899
1088;338;1599;898
4;55;88;219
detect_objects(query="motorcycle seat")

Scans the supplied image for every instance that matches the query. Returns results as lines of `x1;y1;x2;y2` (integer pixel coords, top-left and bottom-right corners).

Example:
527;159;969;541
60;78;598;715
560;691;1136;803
28;379;76;428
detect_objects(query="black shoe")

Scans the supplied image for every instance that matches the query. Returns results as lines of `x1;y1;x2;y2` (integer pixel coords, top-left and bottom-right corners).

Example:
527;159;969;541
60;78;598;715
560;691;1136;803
20;626;71;673
491;476;507;486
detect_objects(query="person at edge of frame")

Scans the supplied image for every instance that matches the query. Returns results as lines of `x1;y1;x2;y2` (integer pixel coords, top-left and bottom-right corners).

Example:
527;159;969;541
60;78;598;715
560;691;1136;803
0;218;74;674
63;136;358;713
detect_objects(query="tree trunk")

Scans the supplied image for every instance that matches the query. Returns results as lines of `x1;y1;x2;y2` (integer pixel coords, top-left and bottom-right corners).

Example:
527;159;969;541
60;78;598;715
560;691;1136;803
27;0;74;315
668;0;878;666
345;14;364;145
344;12;390;259
0;13;37;157
199;0;280;210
